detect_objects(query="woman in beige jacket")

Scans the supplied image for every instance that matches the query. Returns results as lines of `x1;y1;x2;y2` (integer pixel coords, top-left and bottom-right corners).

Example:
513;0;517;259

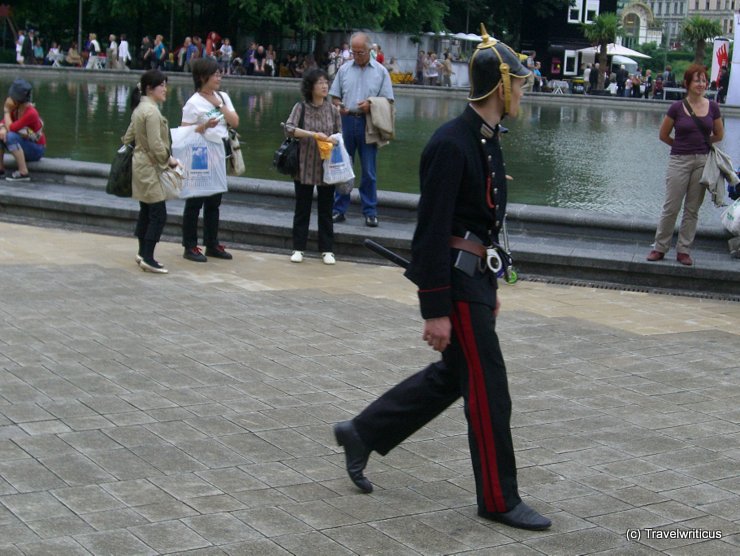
123;70;179;273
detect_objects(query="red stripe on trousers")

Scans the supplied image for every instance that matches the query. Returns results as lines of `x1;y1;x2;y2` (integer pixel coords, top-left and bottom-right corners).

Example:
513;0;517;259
453;301;506;511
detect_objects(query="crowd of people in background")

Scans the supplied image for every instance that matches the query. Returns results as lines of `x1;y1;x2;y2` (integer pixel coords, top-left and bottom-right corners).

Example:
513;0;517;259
580;61;730;103
414;50;455;86
12;27;415;85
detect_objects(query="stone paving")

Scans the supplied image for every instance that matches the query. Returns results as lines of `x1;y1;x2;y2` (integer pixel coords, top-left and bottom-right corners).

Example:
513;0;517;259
0;221;738;555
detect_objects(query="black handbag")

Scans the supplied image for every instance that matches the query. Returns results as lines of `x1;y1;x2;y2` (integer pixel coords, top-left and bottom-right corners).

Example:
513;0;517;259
273;102;305;175
106;142;134;197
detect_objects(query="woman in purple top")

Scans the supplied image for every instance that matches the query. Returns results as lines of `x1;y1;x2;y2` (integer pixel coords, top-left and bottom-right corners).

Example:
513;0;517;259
647;64;724;266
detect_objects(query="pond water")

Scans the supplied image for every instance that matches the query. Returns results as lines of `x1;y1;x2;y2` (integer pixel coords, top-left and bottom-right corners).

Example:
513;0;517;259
3;73;726;219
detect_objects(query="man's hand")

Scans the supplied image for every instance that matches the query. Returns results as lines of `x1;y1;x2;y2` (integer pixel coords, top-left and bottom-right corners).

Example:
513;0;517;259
357;100;371;114
423;317;451;352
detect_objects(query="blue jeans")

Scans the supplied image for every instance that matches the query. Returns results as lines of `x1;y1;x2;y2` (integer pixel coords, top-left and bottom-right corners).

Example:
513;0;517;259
2;132;45;163
333;114;378;217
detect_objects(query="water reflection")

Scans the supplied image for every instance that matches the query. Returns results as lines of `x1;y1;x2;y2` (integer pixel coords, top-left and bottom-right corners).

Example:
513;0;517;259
0;73;727;218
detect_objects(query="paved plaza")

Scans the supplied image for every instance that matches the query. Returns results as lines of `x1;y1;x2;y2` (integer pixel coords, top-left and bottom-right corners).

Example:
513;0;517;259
0;221;738;555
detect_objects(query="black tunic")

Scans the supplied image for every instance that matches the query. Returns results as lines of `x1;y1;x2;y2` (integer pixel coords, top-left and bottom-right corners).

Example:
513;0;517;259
404;105;507;319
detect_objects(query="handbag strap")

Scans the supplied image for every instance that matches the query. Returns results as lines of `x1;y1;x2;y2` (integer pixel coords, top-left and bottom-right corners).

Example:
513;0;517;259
285;102;305;139
683;99;712;150
216;92;234;133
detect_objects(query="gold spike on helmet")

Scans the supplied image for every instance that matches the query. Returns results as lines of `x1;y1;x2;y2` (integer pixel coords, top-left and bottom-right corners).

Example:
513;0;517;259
467;24;530;114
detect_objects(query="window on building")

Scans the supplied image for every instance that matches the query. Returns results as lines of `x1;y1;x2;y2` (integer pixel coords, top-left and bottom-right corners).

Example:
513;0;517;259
585;0;600;22
564;50;578;76
568;1;582;22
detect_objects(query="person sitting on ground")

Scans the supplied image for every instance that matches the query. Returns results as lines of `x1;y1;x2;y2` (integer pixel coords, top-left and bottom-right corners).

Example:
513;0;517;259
252;44;267;75
45;41;61;65
386;56;401;75
0;79;46;181
33;38;44;64
64;41;83;66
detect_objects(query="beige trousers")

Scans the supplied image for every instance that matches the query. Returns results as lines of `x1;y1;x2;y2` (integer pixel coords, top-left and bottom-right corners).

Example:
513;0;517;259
653;154;707;255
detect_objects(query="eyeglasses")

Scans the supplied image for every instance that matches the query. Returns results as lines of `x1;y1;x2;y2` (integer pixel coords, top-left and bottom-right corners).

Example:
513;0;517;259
351;50;367;56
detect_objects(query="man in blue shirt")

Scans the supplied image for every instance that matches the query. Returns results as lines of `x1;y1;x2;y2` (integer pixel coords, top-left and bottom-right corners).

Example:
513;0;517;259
329;32;394;227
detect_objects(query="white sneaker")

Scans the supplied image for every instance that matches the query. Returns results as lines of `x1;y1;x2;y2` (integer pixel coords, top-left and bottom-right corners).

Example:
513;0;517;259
135;254;143;264
322;252;336;265
290;251;304;263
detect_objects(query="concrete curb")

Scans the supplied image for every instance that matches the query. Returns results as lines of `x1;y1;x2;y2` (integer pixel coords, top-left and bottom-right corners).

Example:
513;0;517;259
3;158;739;298
27;157;733;241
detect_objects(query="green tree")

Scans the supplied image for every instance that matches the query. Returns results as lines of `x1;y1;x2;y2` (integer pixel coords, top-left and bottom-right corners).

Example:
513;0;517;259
681;16;722;65
444;0;572;46
582;12;620;90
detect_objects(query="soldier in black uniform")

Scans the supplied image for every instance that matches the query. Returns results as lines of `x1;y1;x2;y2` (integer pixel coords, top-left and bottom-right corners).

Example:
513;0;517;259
333;27;551;531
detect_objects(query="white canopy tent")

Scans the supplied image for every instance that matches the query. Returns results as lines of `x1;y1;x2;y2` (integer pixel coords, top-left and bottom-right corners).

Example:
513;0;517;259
576;43;651;59
424;31;482;42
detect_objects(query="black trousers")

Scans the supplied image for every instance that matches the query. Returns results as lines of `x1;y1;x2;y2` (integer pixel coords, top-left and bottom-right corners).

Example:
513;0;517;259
353;300;521;513
182;193;222;249
292;182;334;252
135;201;167;242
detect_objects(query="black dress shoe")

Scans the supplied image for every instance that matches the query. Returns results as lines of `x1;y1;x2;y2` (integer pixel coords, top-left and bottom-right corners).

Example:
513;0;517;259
332;212;346;223
183;247;207;263
478;502;551;531
334;420;373;493
365;215;379;227
206;245;233;260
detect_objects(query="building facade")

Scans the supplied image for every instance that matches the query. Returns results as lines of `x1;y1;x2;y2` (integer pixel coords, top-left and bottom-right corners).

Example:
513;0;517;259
623;0;739;47
520;0;618;78
687;0;739;35
620;2;664;47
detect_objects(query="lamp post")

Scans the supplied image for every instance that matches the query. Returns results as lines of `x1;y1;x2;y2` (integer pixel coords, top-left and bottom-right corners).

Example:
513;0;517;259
77;0;82;52
662;21;670;71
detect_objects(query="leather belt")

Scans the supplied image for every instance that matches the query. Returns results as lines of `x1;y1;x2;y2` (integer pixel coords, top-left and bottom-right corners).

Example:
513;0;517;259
346;112;365;117
450;236;487;259
450;235;505;274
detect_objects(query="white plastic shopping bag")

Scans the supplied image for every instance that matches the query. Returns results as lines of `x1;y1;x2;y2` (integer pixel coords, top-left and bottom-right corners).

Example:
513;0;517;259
721;198;740;235
171;126;228;199
322;134;355;185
